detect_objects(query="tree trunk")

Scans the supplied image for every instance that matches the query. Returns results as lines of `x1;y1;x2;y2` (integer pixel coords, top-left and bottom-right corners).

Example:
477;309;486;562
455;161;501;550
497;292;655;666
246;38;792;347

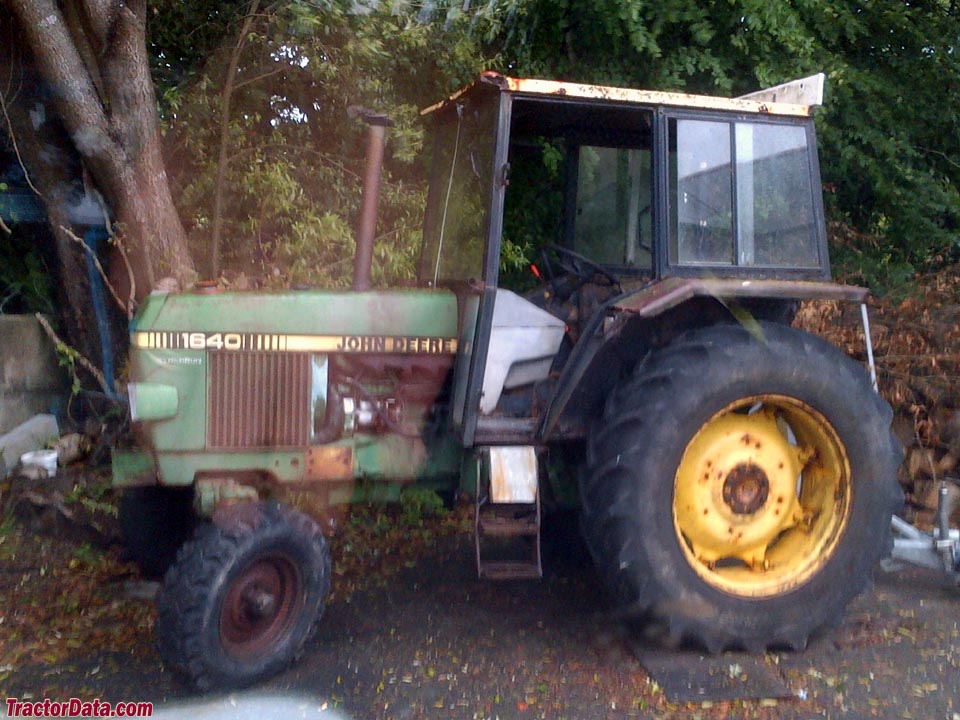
2;0;196;302
0;33;107;374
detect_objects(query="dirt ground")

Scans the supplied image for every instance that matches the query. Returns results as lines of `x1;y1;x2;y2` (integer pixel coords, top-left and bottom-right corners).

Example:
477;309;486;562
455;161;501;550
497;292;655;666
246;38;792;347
0;495;958;720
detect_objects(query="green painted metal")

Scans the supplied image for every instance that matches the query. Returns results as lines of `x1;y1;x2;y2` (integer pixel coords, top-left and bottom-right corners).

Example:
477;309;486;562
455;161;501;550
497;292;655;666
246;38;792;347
117;432;458;486
131;291;169;332
112;449;158;487
155;450;307;486
136;288;458;337
349;481;404;504
459;450;481;498
145;434;460;486
129;349;207;453
129;382;179;421
354;432;461;481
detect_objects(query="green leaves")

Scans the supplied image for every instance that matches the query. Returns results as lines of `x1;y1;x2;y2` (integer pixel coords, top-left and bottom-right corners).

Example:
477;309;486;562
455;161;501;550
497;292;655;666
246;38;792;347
504;0;960;293
149;0;959;294
158;0;501;286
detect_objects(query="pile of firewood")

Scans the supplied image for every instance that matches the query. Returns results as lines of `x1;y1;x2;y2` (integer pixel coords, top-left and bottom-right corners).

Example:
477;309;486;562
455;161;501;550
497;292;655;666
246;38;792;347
795;264;960;526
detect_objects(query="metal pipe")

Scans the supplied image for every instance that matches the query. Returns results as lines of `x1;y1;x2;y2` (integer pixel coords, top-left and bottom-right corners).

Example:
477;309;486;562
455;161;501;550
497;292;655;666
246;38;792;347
860;303;878;392
352;111;392;292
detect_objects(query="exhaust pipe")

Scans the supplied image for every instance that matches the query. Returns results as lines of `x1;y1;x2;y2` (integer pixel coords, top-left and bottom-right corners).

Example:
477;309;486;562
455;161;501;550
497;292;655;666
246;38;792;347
349;107;393;292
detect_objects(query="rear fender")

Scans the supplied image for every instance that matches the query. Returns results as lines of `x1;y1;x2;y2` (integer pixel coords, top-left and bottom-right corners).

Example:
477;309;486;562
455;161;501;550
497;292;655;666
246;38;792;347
538;277;867;441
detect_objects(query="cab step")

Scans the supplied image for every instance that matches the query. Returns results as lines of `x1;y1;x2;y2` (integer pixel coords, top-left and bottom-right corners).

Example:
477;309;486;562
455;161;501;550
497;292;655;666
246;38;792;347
474;446;542;580
478;560;542;581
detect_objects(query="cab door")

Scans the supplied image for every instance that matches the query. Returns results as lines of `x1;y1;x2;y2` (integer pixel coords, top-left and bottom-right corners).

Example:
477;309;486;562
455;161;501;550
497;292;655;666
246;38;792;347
419;86;510;446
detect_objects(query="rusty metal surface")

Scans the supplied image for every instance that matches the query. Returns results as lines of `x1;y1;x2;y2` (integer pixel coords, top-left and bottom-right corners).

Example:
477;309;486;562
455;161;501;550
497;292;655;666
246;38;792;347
613;277;869;318
473;417;538;445
723;463;771;515
503;77;811;116
631;645;794;703
220;553;301;660
421;72;812;118
200;477;261;517
208;352;311;449
353;119;388;292
488;446;538;504
306;445;354;481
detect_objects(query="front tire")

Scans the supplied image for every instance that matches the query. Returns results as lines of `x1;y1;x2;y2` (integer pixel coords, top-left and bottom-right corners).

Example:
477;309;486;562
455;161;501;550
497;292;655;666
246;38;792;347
580;322;902;652
156;502;331;689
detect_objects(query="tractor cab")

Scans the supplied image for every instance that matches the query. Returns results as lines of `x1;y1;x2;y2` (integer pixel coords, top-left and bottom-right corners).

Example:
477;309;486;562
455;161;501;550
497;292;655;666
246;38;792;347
418;72;839;446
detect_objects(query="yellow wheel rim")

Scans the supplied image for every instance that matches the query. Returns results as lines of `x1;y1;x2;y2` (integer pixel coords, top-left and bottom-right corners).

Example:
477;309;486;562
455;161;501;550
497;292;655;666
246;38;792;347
673;395;851;598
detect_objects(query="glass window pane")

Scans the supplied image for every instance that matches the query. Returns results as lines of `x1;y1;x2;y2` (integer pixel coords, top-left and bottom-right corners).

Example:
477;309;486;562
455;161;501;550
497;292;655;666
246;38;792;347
420;99;497;284
574;146;652;269
672;120;734;265
735;123;820;267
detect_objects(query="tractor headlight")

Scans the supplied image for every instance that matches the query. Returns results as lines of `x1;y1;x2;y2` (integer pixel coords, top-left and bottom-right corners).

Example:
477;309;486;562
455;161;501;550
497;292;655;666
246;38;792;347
128;382;179;422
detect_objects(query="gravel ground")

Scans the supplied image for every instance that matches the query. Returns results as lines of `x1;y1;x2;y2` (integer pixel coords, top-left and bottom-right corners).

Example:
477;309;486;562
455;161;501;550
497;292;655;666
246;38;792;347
1;512;958;720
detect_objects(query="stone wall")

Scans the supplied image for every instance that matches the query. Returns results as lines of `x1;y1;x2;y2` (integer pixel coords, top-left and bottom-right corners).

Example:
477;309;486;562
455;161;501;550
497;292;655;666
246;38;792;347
0;315;68;435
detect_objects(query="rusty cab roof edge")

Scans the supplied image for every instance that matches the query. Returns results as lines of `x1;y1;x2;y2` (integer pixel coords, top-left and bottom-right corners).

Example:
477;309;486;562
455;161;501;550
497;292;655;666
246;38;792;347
420;71;815;119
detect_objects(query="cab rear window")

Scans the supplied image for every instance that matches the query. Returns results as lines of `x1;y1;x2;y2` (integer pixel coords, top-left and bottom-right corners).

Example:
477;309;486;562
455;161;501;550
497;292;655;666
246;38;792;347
668;118;822;269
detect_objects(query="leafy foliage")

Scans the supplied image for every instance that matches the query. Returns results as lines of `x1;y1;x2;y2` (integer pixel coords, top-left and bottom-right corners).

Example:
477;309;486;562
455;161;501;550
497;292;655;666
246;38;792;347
159;1;509;286
0;239;54;315
145;0;959;294
400;486;449;526
501;0;960;292
148;0;249;101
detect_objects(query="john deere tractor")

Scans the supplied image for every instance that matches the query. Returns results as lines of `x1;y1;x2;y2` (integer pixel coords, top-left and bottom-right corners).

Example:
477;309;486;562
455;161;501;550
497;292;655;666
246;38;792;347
114;72;902;689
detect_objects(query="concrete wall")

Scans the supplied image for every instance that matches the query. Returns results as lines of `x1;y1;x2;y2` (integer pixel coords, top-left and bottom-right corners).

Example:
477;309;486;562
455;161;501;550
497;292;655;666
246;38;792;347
0;315;69;435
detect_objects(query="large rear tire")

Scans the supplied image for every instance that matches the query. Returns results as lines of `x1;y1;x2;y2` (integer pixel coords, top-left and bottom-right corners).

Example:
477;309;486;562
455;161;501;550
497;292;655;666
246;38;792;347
155;502;331;689
580;322;903;652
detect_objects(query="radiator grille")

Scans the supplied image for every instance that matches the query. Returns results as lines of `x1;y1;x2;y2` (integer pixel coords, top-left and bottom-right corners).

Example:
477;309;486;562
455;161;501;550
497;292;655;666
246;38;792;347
207;352;311;449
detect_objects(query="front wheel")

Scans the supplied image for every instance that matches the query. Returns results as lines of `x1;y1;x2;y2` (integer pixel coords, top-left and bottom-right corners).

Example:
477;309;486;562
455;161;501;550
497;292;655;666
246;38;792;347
580;322;903;652
155;502;331;689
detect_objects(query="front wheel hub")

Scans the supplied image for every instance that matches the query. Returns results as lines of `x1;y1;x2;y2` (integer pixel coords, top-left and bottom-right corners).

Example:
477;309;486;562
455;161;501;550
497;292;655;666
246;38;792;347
220;556;301;659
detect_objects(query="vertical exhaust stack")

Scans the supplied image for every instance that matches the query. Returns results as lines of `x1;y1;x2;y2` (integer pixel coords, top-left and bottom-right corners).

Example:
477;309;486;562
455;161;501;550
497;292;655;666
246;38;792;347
349;107;393;292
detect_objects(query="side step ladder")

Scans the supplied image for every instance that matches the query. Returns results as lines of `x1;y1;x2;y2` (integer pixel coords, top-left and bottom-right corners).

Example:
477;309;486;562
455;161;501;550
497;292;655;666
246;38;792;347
474;446;542;580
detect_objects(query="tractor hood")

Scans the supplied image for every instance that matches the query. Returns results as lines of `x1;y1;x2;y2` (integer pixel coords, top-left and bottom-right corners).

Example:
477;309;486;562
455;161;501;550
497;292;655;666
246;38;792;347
131;288;459;349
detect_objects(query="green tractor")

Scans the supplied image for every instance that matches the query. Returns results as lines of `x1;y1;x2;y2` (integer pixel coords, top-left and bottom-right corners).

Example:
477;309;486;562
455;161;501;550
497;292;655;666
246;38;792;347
115;72;902;689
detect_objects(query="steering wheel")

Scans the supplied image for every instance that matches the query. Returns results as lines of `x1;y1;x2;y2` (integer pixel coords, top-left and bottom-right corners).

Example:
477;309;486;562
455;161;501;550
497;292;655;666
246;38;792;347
539;243;621;295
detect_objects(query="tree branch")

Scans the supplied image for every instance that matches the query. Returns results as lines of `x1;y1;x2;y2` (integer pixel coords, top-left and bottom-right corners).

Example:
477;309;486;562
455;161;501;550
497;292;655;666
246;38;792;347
921;146;960;172
6;0;114;163
102;1;152;151
62;0;107;104
35;312;112;396
59;224;136;320
0;27;25;104
232;65;286;91
0;87;44;198
210;0;261;277
77;0;119;47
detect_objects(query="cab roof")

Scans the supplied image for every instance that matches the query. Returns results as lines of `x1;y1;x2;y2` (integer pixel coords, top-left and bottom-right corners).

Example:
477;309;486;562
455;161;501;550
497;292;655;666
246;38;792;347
421;71;823;119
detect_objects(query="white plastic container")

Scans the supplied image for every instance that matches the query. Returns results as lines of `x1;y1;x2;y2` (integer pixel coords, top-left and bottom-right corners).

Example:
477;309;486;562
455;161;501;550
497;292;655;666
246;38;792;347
20;449;58;477
480;289;566;414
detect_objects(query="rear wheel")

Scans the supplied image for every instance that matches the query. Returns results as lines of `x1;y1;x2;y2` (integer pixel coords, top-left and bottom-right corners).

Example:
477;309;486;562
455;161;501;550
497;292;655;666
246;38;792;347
581;322;902;651
156;502;331;689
